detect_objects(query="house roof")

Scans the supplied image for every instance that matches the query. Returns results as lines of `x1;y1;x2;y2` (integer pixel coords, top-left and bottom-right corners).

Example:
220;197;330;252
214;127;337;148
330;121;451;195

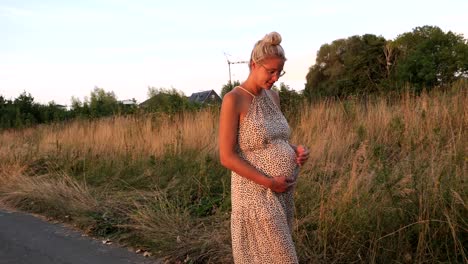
188;90;220;104
120;99;136;105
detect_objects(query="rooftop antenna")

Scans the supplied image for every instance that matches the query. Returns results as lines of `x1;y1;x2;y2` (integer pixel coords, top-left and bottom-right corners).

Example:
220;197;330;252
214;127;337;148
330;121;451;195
224;52;248;85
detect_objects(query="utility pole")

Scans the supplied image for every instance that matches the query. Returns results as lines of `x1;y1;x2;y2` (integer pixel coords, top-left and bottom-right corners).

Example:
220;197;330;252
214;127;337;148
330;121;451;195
224;53;248;85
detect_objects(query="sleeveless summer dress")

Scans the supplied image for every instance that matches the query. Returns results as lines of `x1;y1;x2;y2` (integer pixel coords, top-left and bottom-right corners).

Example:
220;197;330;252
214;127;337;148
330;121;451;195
231;86;299;264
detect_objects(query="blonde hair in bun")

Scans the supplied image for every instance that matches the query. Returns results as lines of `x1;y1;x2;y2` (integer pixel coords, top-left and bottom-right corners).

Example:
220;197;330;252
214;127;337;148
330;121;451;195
250;32;286;67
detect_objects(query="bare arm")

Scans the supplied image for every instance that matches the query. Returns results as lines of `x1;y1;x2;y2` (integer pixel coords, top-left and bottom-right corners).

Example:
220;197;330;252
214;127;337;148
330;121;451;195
218;92;292;192
218;92;272;188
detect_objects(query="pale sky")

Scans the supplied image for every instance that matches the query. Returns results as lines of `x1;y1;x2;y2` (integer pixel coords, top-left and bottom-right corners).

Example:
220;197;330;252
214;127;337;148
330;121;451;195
1;0;467;105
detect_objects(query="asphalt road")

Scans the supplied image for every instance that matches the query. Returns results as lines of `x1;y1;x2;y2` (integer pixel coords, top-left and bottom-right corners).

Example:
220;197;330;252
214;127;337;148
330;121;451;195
0;208;157;264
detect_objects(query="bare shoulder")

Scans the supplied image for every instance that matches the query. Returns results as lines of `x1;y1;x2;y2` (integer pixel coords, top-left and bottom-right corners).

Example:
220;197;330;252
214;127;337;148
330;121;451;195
220;89;243;116
222;89;241;107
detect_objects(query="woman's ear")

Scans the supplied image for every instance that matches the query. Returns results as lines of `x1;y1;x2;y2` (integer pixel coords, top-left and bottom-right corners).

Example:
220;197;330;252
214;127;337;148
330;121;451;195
250;60;257;70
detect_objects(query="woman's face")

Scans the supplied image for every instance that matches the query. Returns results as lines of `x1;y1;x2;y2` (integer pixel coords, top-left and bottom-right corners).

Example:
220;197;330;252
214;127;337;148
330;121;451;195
252;57;285;89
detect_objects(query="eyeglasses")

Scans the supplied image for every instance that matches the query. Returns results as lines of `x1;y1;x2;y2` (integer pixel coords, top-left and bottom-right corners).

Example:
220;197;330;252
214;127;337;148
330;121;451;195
260;64;286;78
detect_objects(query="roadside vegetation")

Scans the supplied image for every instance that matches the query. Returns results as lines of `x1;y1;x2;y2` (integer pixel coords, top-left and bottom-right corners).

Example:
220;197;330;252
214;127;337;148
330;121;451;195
1;81;466;263
1;25;467;263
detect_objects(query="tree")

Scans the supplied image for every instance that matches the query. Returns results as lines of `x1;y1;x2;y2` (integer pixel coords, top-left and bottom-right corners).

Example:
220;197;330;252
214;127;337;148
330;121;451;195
70;96;90;118
68;88;118;118
394;26;468;91
304;34;388;99
220;80;240;98
0;92;72;129
37;101;69;123
0;96;15;129
304;25;468;99
277;83;303;116
383;40;398;79
220;80;241;98
143;87;191;113
14;92;40;126
88;87;119;117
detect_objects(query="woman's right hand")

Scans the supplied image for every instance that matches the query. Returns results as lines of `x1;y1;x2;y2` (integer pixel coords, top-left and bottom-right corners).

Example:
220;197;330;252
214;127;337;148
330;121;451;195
269;176;295;193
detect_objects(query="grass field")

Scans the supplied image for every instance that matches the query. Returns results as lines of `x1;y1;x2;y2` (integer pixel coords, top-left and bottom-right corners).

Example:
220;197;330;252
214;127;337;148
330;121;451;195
0;83;466;263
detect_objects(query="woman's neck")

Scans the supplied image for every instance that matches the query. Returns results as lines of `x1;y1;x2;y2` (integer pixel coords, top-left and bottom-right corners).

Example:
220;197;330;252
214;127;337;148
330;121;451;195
241;78;263;96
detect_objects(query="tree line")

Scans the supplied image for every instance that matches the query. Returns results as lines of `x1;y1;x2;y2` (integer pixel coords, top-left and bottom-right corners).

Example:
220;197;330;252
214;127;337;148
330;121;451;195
2;25;466;130
304;25;468;99
221;25;467;109
0;87;204;130
0;92;72;129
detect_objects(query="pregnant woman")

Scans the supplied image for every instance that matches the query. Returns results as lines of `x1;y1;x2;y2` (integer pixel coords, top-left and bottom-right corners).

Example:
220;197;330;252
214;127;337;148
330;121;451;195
218;32;309;264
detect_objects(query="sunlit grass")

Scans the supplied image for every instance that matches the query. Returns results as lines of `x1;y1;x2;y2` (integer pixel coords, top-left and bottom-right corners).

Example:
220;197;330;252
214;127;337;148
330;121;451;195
0;83;466;263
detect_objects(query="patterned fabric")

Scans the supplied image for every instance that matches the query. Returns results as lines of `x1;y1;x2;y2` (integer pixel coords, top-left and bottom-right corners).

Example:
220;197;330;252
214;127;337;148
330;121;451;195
231;87;299;264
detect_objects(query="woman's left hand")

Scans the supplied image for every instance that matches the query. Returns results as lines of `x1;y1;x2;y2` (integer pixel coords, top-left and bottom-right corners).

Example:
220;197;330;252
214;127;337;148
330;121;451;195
295;145;309;166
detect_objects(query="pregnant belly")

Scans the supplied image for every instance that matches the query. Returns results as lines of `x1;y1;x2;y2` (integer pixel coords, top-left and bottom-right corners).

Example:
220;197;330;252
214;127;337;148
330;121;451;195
244;141;297;178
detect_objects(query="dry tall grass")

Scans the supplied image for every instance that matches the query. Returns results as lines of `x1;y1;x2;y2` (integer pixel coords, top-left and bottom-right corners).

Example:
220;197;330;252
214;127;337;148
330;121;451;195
0;110;217;163
0;163;97;216
291;87;467;262
0;85;466;263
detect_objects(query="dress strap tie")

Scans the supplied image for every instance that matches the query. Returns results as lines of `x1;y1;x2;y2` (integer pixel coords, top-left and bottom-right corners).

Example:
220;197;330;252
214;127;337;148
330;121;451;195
237;86;256;98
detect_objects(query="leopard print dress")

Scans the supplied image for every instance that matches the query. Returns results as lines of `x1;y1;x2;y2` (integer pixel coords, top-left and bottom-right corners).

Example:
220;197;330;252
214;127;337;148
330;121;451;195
231;86;299;264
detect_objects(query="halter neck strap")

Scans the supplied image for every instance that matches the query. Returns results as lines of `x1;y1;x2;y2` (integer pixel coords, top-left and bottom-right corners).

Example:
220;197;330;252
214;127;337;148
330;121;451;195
237;86;256;98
